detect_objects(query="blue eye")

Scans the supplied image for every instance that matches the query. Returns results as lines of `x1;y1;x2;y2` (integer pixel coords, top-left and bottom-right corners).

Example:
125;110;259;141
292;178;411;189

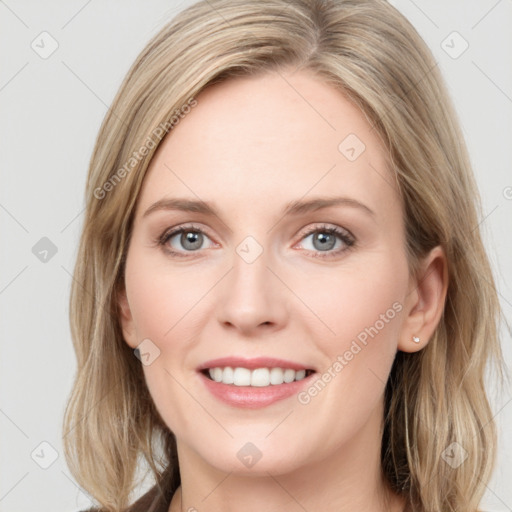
158;224;355;259
298;225;355;258
159;225;215;256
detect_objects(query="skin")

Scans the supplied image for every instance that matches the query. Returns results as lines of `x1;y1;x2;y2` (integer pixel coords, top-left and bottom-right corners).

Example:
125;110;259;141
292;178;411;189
118;68;448;512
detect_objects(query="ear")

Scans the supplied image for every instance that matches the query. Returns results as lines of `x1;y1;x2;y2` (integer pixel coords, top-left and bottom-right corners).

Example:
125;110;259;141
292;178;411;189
398;245;449;353
117;285;138;349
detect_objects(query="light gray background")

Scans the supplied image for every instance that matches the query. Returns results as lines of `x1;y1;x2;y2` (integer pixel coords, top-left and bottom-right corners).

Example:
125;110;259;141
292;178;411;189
1;1;511;511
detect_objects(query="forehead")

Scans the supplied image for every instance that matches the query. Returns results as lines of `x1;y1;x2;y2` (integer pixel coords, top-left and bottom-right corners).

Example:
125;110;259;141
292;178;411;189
135;70;399;220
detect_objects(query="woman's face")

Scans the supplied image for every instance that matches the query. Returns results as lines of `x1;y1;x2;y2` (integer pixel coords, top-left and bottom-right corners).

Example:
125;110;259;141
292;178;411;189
119;69;417;475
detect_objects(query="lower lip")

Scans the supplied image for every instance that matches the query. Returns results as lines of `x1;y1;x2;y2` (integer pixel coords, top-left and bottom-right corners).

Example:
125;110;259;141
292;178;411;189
199;371;314;409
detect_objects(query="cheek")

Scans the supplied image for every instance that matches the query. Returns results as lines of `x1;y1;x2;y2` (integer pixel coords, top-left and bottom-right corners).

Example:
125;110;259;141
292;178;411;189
302;254;407;342
124;254;213;343
124;254;213;434
294;251;408;406
295;252;407;422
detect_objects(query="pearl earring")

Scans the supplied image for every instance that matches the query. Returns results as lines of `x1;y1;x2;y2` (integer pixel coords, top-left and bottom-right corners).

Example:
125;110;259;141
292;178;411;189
412;336;420;343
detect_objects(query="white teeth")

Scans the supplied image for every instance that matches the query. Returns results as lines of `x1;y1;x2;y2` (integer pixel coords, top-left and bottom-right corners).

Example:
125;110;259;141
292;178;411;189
251;368;269;387
207;367;310;387
211;367;223;382
269;367;284;385
295;369;306;380
283;368;295;383
233;367;251;386
223;366;234;384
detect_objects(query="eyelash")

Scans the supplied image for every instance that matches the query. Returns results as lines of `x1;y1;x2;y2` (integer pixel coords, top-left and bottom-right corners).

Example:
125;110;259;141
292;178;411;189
156;223;356;259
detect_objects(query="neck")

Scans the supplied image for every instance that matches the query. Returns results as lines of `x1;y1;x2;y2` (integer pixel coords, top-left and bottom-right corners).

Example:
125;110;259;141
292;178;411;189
168;401;406;512
170;468;405;512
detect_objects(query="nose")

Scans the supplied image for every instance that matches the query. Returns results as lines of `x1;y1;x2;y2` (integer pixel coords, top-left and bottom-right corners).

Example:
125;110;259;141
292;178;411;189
216;244;288;337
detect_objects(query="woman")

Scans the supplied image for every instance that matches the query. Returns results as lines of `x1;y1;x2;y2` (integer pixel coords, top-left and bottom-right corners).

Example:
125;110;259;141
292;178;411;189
62;1;505;511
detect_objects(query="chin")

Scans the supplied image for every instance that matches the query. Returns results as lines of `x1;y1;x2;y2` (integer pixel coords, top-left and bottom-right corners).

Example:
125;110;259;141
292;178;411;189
187;435;315;477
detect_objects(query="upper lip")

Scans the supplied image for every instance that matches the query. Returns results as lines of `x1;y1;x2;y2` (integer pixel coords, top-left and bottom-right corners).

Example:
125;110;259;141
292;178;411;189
197;357;315;372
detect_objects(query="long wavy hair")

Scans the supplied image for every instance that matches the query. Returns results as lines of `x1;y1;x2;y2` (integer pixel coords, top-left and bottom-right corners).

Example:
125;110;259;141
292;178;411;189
62;1;505;511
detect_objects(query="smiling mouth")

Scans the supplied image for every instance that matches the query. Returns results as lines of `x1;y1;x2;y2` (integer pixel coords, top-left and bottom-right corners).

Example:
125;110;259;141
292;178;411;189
201;367;316;387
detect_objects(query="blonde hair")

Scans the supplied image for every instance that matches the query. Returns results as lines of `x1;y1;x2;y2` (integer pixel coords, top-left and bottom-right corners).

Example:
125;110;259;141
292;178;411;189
62;0;505;511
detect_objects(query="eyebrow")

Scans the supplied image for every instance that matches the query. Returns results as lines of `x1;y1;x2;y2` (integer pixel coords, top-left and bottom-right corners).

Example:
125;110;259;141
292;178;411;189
143;196;375;219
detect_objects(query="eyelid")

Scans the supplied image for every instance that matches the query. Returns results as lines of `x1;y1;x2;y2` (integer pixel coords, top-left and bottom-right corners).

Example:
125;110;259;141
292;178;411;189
292;223;355;257
294;222;354;244
159;222;214;241
157;222;356;258
157;223;218;254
